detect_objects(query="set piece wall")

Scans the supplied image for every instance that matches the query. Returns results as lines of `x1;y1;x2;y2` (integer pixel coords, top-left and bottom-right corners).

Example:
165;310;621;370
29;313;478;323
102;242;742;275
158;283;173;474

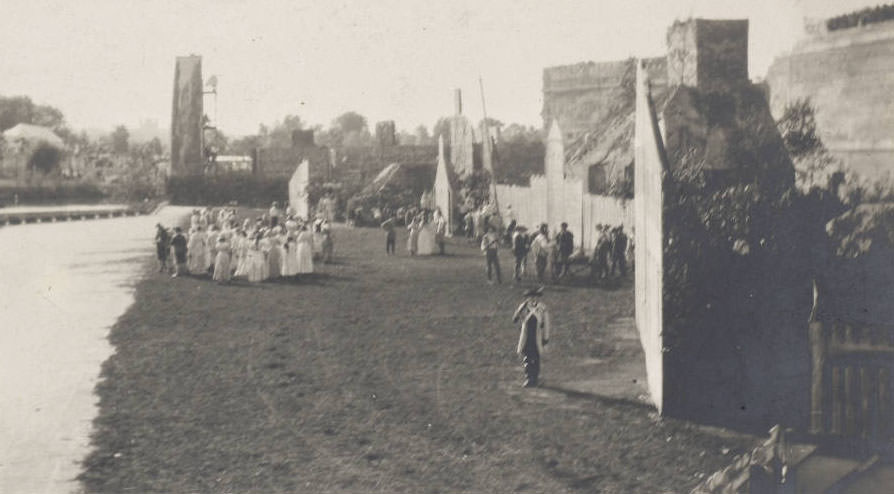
542;58;666;144
633;61;667;413
495;121;633;252
635;19;807;427
170;56;204;176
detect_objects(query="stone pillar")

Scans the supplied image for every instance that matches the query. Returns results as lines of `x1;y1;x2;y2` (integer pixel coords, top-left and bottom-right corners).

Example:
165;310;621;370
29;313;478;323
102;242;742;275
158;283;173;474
170;55;204;176
449;89;474;176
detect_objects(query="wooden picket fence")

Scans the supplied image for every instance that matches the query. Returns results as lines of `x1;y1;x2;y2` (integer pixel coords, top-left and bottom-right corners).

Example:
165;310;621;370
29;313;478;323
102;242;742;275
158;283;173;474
809;320;894;450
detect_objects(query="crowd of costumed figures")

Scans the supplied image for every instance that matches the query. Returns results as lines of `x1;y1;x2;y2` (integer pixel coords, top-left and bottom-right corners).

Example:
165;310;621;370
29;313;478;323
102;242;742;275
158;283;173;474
154;202;334;284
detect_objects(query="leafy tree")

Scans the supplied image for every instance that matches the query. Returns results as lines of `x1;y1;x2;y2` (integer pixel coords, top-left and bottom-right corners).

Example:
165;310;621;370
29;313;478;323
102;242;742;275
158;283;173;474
329;111;370;147
501;123;543;144
267;114;305;148
333;111;367;134
432;117;452;141
415;125;432;145
0;96;38;132
145;137;164;157
0;95;69;138
777;98;822;159
229;134;263;156
27;143;62;174
110;125;130;154
456;169;492;209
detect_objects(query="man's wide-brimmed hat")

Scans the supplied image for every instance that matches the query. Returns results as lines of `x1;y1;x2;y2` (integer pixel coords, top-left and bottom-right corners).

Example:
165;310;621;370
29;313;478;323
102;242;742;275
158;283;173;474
524;286;544;297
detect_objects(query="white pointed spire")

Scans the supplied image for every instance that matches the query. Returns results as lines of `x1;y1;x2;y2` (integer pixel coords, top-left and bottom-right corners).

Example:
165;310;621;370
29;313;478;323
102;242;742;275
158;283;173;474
438;134;445;164
548;119;562;143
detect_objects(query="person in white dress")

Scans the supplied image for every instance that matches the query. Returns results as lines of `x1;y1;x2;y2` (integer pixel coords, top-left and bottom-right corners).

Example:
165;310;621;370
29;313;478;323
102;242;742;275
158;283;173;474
246;233;267;283
233;231;250;278
205;226;219;273
186;227;206;275
295;225;315;275
212;234;232;283
266;228;283;279
417;216;438;255
281;234;299;277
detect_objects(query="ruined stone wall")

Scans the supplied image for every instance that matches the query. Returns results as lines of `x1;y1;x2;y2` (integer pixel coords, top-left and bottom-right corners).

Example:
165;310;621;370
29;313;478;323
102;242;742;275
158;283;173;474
766;20;894;180
667;19;749;92
541;58;667;143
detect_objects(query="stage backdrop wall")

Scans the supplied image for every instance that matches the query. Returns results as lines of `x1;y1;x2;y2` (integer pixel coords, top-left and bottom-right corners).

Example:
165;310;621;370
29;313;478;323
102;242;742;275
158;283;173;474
495;179;632;252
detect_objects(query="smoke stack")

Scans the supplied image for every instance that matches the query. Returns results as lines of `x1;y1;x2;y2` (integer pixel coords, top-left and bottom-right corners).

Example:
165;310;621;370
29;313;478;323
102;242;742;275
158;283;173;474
454;89;463;115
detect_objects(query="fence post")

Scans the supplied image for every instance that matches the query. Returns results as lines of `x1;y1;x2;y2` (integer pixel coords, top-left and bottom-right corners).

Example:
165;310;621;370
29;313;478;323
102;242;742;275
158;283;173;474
809;279;826;434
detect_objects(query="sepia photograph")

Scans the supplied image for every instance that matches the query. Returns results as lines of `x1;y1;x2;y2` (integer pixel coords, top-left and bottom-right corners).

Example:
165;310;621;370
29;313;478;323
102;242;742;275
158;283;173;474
1;1;892;492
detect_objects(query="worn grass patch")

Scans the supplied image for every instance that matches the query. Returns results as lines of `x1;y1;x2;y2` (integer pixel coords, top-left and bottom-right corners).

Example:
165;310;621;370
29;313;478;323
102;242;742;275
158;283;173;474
79;225;755;493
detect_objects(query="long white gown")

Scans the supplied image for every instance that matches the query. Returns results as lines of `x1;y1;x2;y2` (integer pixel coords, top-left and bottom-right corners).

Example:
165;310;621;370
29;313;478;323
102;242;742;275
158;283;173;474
281;238;299;276
417;222;438;255
186;231;206;274
295;231;314;274
205;230;219;271
246;240;266;283
212;239;232;282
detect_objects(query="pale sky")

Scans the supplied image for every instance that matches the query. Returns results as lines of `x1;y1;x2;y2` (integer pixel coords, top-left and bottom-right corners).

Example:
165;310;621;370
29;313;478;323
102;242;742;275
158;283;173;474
0;0;876;137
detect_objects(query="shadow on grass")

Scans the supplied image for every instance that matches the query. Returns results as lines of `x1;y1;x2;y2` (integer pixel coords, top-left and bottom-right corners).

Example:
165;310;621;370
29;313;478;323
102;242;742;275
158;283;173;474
539;383;652;412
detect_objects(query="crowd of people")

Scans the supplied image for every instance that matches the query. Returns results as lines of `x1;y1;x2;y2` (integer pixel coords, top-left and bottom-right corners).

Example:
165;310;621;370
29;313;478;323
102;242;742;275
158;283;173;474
456;204;634;285
154;202;334;284
381;207;449;257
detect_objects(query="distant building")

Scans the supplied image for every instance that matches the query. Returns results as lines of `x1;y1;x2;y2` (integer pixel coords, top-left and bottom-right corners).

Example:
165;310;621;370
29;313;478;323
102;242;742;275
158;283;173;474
1;123;67;183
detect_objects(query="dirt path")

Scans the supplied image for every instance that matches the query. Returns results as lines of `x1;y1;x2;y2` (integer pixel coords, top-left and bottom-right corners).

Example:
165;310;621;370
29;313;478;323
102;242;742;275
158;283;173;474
0;207;190;494
79;225;755;493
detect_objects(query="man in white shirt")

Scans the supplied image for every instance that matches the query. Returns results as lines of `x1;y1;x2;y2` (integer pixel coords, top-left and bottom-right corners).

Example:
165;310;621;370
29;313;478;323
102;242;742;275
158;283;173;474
480;226;502;284
268;201;282;228
530;224;552;283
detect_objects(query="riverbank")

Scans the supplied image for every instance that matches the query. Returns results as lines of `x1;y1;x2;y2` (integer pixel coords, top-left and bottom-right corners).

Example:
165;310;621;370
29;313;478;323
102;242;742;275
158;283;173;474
0;206;190;494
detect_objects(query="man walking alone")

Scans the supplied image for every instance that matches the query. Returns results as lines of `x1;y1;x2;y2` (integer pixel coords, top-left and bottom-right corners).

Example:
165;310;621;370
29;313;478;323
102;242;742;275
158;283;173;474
555;222;574;279
513;286;551;387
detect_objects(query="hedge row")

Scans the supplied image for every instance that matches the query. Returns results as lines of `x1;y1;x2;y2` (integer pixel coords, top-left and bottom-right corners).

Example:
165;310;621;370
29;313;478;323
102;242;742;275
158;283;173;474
167;174;288;208
0;182;105;206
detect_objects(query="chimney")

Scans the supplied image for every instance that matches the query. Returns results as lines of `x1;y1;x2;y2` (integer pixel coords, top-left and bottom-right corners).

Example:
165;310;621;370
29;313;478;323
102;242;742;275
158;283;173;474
454;89;463;115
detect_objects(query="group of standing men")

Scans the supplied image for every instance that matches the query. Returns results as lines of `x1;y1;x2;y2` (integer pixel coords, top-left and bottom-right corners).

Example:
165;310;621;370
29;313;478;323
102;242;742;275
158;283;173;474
589;224;630;281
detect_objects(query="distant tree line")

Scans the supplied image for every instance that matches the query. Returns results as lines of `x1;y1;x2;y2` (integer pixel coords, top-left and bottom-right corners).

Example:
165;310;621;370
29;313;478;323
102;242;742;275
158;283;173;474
827;4;894;31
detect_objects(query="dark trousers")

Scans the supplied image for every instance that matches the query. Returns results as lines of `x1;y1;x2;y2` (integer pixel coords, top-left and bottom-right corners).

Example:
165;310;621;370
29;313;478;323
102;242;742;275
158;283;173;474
522;321;540;386
611;255;627;277
514;254;527;280
558;253;571;277
485;249;501;283
386;233;395;254
535;254;548;283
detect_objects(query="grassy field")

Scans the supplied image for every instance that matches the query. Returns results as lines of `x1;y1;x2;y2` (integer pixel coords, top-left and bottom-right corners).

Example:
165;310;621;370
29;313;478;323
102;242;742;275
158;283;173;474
79;224;755;493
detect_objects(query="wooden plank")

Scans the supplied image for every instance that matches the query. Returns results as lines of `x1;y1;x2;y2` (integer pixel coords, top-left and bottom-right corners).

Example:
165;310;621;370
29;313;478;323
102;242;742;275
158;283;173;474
881;368;891;439
832;366;842;435
845;366;856;436
860;367;871;438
